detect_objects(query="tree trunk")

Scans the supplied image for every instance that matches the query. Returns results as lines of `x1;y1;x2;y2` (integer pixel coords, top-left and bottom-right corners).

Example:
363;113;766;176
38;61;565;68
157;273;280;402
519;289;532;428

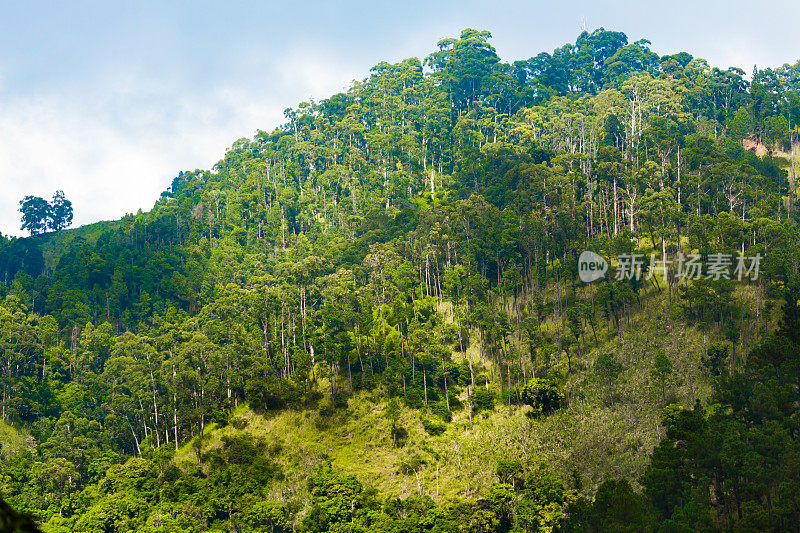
423;369;428;406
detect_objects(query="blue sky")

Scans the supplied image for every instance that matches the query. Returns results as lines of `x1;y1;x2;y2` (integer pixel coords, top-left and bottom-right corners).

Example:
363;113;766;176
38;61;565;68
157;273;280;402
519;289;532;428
2;0;799;236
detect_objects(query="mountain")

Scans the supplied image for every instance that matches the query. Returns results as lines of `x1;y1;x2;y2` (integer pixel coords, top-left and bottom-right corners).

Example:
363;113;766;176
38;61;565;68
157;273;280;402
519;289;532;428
0;27;799;532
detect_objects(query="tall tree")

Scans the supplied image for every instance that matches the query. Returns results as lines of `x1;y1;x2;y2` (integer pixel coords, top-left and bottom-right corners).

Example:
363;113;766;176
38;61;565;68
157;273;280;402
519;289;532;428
48;190;73;231
18;196;50;236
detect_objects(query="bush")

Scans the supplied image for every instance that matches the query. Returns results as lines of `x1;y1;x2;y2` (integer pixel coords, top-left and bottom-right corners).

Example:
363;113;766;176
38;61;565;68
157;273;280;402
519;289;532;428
521;377;564;416
702;342;729;376
447;391;463;410
318;403;334;419
421;417;446;436
430;400;452;422
332;391;349;409
230;416;248;430
398;454;426;475
473;387;495;412
391;426;409;447
221;434;260;465
404;387;424;409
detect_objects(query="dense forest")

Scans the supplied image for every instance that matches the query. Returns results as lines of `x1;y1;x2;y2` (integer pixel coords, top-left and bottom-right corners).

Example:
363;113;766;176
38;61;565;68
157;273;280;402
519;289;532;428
0;27;799;532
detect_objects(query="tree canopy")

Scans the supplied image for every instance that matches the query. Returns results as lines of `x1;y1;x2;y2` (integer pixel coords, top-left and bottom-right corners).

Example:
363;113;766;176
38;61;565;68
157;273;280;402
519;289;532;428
18;190;73;236
1;27;800;531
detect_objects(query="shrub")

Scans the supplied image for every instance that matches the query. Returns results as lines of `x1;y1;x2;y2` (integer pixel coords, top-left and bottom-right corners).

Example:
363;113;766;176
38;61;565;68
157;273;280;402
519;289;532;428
473;387;495;412
521;377;564;416
398;454;426;475
230;416;248;430
421;417;446;436
391;426;409;448
702;342;729;376
430;400;452;422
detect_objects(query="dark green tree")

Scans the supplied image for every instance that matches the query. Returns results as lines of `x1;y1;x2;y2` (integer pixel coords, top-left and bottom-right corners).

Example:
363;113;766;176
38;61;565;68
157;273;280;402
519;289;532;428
47;190;73;231
18;196;50;236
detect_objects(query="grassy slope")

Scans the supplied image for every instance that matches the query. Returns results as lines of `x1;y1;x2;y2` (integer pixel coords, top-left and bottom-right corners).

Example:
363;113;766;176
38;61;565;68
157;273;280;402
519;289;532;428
167;284;766;513
0;422;29;461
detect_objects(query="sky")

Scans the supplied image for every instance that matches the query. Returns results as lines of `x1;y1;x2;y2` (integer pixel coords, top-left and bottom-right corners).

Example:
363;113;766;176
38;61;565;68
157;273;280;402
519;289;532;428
2;0;799;236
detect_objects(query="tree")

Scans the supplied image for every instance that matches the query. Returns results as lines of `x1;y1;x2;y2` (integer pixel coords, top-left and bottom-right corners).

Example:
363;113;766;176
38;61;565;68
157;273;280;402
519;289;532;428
19;196;50;236
0;498;41;532
425;28;500;110
521;376;563;416
3;26;800;533
651;352;673;406
496;459;524;489
48;190;73;231
18;191;73;236
730;106;753;142
588;479;651;531
701;342;729;376
384;398;405;447
594;352;623;406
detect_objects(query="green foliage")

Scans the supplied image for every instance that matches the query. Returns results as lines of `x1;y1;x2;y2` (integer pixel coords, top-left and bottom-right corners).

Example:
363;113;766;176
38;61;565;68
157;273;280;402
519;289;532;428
730;105;754;141
397;454;427;475
651;352;673;405
0;498;41;532
47;191;73;232
421;417;446;436
641;291;800;530
594;351;624;405
2;26;800;533
588;479;651;531
18;191;72;236
472;387;495;413
521;376;563;416
496;459;523;488
18;196;51;237
384;398;401;428
701;341;729;376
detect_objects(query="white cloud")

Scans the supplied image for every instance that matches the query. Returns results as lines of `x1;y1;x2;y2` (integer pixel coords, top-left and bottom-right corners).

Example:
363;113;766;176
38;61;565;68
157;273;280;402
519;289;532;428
0;90;229;236
0;47;361;237
269;48;362;104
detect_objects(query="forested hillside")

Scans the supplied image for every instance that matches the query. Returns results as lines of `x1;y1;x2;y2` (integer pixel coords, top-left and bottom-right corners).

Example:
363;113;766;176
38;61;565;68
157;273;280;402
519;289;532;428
1;28;799;532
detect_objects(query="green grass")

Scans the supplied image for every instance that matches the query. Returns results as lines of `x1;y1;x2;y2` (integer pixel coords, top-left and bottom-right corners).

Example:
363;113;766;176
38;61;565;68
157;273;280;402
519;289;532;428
166;288;741;505
0;421;29;459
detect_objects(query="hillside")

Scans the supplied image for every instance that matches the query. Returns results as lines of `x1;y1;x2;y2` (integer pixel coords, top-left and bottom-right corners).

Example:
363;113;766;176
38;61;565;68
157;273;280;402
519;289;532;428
0;27;799;532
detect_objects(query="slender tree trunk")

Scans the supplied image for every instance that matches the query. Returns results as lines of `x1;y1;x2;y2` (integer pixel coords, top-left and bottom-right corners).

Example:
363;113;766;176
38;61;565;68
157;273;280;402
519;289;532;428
423;369;428;406
347;350;353;392
129;420;141;456
442;355;450;412
467;386;473;428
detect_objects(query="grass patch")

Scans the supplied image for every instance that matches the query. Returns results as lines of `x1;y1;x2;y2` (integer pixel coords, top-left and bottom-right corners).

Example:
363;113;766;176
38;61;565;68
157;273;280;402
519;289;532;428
0;421;28;459
168;288;756;504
